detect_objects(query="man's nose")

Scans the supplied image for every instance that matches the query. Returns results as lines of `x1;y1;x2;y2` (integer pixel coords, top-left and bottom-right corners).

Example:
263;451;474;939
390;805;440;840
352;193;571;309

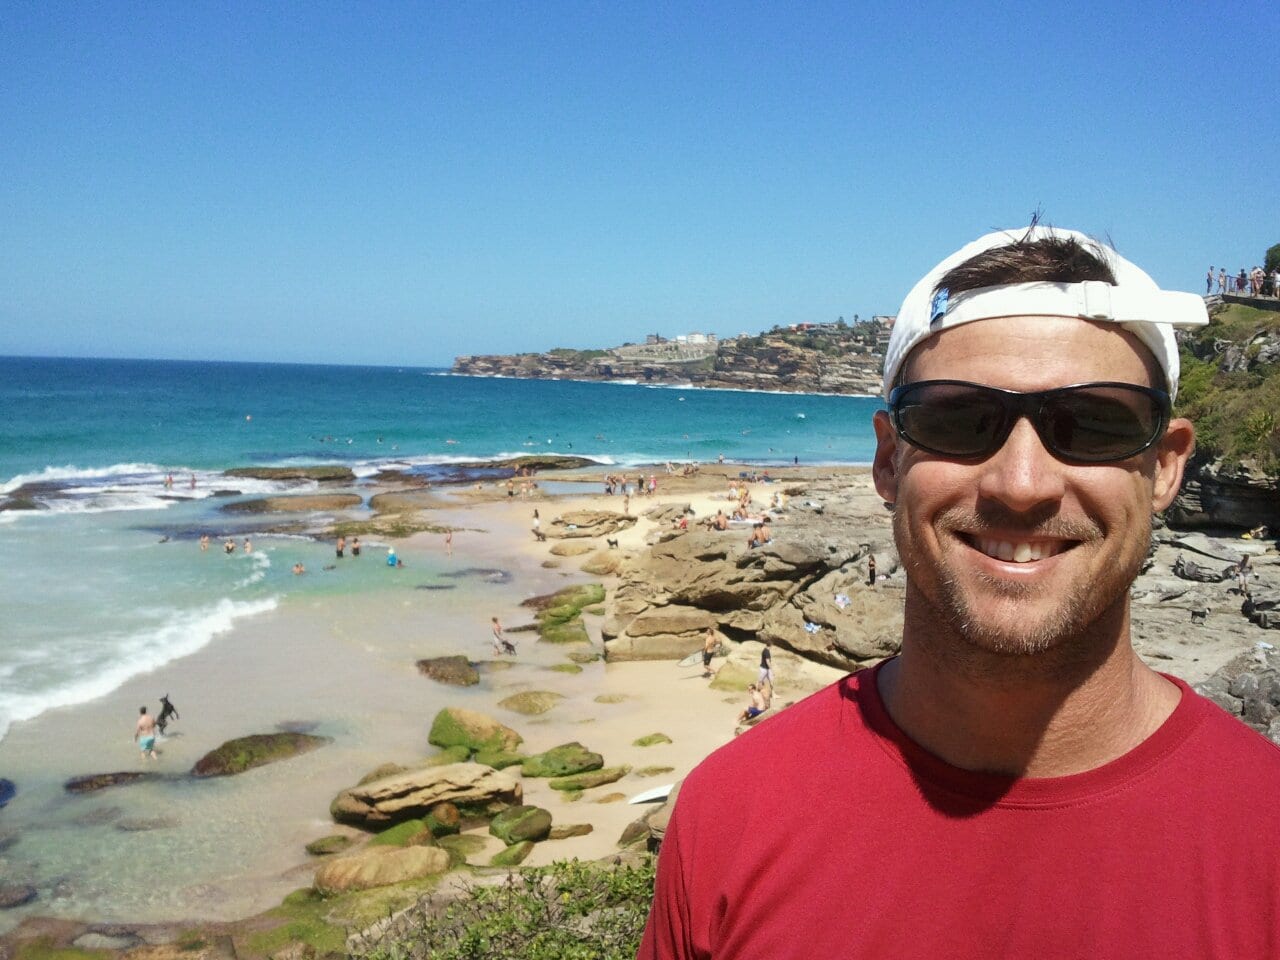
975;417;1067;510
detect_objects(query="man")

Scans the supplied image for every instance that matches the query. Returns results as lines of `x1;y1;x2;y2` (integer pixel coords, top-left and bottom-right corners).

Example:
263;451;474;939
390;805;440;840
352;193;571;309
736;684;766;724
134;706;158;760
639;226;1280;958
701;627;718;679
757;639;772;685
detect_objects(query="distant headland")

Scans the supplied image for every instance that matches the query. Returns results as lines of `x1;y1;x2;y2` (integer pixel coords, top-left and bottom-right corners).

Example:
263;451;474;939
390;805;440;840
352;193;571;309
452;317;894;395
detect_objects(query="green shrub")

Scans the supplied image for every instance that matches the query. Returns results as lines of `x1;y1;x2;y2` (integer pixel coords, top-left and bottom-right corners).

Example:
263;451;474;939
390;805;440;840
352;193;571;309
349;857;656;960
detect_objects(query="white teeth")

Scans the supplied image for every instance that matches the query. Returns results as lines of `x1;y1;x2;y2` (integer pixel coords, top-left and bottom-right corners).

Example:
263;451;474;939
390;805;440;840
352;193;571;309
973;538;1061;563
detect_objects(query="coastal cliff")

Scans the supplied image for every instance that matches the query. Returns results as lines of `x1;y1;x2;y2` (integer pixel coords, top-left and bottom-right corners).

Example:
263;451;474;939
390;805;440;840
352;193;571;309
453;320;889;395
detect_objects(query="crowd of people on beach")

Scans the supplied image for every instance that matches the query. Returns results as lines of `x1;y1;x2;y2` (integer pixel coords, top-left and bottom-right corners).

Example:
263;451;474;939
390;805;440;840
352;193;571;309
1206;264;1279;297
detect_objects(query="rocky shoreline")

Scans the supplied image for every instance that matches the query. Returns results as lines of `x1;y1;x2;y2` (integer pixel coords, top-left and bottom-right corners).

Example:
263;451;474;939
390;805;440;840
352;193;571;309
2;460;1277;960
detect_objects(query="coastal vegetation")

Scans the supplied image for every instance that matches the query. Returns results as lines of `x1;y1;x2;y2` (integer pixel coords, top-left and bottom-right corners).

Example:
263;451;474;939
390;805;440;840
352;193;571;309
1176;302;1280;471
349;857;657;960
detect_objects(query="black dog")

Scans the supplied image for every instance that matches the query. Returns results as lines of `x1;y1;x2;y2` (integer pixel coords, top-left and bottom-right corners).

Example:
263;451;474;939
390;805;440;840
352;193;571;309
157;694;180;734
606;537;620;549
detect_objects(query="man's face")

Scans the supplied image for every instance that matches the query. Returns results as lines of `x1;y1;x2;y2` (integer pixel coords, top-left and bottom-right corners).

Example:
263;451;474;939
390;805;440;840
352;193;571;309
872;315;1192;658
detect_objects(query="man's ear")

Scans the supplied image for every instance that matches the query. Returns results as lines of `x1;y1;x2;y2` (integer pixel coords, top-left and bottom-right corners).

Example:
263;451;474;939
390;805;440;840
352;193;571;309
872;410;900;505
1151;417;1196;511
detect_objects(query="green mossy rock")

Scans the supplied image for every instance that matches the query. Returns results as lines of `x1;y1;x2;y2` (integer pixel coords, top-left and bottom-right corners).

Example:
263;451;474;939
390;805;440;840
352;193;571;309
522;742;604;778
416;655;481;687
225;466;355;482
305;835;354;856
541;620;590;645
427;707;523;755
635;765;676;777
548;663;583;674
594;693;628;704
472;749;526;770
568;650;602;664
583;605;606;616
542;604;579;624
191;733;330;778
423;745;473;766
424;802;461;838
550;765;631;791
369;818;433;847
709;661;756;692
633;733;672;747
437;833;487;866
498;691;564;715
489;840;535;866
489;805;553;845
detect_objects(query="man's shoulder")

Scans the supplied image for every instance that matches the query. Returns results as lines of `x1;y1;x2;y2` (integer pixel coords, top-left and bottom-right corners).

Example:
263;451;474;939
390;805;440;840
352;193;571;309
1188;687;1280;778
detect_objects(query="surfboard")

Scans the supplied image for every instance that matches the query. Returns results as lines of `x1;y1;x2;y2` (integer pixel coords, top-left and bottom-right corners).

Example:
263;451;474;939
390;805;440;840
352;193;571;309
677;650;704;668
628;783;675;805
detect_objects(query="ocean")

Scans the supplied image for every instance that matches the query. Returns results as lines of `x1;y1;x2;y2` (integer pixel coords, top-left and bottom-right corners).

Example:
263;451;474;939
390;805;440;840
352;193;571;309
0;355;882;745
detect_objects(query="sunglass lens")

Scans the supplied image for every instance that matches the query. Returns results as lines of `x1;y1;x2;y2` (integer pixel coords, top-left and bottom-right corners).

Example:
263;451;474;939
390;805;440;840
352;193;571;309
1043;387;1162;461
896;384;1006;457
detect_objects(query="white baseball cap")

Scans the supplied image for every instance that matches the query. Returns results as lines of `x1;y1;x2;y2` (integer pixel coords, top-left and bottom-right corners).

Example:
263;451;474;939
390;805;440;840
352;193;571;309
881;227;1209;401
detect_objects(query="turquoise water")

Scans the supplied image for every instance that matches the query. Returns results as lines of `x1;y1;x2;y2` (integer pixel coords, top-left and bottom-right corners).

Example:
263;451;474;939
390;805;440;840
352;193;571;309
0;355;883;741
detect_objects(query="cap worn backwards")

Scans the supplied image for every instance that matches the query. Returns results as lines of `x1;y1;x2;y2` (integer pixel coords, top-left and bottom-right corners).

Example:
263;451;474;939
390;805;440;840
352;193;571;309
881;227;1209;401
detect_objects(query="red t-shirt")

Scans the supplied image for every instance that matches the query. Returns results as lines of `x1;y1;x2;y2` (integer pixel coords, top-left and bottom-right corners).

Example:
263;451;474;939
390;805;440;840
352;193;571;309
640;663;1280;959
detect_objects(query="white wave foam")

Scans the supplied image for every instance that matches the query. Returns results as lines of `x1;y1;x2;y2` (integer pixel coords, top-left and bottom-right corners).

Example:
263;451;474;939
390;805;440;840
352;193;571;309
235;550;272;589
1;462;168;495
0;595;279;742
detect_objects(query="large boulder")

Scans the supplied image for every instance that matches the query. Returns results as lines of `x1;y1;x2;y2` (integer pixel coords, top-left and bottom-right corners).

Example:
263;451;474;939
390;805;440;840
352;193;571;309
313;845;450;894
522;742;604;778
489;805;553;844
192;733;330;777
331;762;522;828
548;511;637;539
0;885;37;909
427;707;523;755
550;766;630;791
416;656;480;687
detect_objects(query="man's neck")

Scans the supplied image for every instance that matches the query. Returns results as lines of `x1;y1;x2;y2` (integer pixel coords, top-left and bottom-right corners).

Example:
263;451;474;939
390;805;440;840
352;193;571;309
877;612;1181;779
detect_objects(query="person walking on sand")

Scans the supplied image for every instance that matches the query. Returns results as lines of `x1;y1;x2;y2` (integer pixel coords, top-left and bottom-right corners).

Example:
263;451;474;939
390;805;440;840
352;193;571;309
491;616;516;655
532;509;541;538
867;554;877;586
1237;554;1252;596
135;706;158;760
702;627;718;679
758;639;773;685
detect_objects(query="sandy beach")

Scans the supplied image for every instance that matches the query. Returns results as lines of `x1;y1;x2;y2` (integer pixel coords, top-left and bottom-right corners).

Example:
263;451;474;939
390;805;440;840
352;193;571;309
1;461;1271;945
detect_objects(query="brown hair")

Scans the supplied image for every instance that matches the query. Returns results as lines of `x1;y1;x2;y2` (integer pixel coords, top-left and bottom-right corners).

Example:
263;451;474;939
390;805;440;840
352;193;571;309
933;221;1116;297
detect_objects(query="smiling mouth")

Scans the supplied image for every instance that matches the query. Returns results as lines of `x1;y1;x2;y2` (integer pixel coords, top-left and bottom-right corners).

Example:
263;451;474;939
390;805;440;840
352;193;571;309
961;534;1074;564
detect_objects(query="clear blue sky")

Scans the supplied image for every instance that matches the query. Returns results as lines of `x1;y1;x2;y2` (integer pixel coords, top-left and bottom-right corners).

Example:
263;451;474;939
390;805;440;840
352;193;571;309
2;1;1275;366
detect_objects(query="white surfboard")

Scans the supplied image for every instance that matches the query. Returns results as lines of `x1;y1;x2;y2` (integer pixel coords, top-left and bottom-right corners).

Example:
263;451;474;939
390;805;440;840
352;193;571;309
677;650;704;668
628;783;675;805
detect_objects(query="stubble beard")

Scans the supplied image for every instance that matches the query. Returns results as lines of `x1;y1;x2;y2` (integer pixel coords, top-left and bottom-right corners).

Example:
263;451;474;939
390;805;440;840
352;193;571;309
894;505;1151;674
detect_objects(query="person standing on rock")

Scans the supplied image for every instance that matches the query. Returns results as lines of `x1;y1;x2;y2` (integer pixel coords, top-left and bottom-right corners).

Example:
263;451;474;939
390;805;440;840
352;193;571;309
640;225;1280;958
134;706;158;761
757;639;773;686
867;554;877;586
1237;554;1252;597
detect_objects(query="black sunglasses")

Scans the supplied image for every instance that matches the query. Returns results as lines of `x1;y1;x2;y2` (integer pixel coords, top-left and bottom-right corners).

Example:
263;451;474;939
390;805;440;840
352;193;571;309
887;380;1172;463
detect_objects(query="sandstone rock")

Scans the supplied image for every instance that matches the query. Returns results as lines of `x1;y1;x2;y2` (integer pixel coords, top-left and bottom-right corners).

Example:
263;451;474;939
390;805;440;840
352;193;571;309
498;691;564;716
330;762;522;828
548;823;594;839
522;742;603;778
645;503;692;524
192;733;330;777
305;835;355;856
427;707;523;755
581;551;623;576
223;494;363;514
548;510;637;539
0;885;37;909
313;845;450;894
550;541;594;557
490;840;535;866
416;655;480;687
489;805;553;844
224;466;355;482
550;765;630;791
